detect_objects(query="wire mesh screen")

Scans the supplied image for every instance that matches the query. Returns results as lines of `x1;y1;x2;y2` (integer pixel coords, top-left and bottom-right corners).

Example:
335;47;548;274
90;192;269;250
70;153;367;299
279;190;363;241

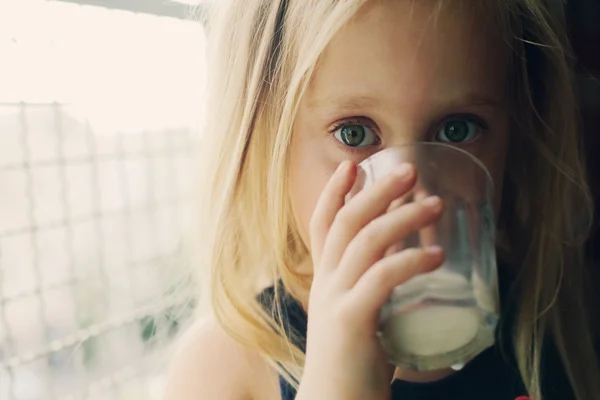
0;102;199;400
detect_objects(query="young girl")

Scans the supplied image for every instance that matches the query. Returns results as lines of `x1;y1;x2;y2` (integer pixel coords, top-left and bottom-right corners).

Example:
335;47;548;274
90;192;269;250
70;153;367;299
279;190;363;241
166;0;600;399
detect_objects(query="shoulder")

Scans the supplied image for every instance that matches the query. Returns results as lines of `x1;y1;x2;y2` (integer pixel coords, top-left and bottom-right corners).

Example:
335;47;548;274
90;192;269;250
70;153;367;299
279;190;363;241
164;316;281;400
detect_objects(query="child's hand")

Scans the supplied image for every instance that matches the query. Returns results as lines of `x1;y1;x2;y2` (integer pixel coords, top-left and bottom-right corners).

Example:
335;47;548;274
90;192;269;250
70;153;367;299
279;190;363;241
296;161;444;400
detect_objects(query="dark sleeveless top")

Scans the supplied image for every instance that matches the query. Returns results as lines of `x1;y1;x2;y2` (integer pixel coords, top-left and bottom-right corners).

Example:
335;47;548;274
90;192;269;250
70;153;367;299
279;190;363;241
258;265;587;400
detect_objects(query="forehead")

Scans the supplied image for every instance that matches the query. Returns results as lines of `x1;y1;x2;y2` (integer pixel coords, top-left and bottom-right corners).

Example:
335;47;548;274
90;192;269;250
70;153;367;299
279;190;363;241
303;0;510;113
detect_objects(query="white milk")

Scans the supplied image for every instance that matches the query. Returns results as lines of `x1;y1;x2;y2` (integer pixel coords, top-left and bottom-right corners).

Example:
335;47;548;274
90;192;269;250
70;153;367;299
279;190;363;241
382;269;490;357
383;305;480;356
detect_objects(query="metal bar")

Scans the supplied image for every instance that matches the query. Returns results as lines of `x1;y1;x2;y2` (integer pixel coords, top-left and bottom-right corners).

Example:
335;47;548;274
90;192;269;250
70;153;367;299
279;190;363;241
0;149;193;171
48;0;199;20
0;200;184;239
0;238;18;400
0;294;193;370
1;254;173;304
20;102;56;398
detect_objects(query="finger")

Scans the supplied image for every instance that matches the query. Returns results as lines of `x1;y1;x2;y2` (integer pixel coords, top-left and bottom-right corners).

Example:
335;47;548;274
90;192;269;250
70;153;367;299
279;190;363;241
384;241;404;257
384;197;407;257
336;196;443;288
346;246;444;327
415;189;437;247
309;161;356;268
387;196;406;213
320;163;416;274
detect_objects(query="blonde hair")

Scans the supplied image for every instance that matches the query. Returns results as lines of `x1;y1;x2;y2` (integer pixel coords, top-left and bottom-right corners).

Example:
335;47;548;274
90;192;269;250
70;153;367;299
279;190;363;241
196;0;600;398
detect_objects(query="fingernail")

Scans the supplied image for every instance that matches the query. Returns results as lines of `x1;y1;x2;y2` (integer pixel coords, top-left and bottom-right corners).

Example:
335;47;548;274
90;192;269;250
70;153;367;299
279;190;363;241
394;163;412;180
422;195;441;209
336;161;349;175
425;245;443;256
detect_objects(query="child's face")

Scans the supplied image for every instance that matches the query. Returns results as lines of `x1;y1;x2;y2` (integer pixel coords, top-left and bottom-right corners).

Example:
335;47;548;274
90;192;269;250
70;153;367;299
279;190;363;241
289;0;511;251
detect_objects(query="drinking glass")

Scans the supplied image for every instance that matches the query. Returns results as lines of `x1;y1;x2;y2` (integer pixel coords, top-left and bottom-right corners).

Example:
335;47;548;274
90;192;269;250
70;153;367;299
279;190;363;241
346;143;499;371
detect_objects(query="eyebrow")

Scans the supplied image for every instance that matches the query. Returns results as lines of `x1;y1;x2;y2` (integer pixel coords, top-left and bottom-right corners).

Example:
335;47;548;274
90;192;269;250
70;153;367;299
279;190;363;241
305;94;382;114
305;92;504;116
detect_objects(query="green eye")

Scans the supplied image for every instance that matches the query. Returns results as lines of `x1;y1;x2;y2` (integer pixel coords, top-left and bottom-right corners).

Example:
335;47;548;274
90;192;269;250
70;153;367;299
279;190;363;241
341;125;365;146
436;119;480;143
334;124;379;147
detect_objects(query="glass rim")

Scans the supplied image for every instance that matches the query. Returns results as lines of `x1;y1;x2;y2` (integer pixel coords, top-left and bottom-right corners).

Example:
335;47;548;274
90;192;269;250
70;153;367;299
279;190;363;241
358;142;495;192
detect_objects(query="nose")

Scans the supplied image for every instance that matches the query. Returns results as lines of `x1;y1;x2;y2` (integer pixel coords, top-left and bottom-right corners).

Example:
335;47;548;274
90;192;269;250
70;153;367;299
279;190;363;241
385;135;424;149
383;116;433;148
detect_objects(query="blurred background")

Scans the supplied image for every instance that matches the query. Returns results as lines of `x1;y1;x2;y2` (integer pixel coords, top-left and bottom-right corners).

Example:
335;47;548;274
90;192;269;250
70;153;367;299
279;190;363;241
0;0;598;400
0;0;207;399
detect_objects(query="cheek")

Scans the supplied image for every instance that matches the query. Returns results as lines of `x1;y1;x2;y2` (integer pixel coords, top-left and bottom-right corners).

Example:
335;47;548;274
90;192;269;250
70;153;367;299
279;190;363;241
288;136;339;250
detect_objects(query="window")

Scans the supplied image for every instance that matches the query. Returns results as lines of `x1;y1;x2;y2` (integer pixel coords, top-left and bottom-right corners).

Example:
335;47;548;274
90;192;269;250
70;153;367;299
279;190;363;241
0;2;206;399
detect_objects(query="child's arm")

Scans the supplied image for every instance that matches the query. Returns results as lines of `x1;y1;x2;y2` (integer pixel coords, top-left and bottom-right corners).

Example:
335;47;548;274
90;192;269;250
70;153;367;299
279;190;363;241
164;318;281;400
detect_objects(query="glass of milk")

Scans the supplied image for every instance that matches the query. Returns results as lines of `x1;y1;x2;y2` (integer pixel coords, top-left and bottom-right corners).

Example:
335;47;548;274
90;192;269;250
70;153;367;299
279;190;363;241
346;143;499;371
